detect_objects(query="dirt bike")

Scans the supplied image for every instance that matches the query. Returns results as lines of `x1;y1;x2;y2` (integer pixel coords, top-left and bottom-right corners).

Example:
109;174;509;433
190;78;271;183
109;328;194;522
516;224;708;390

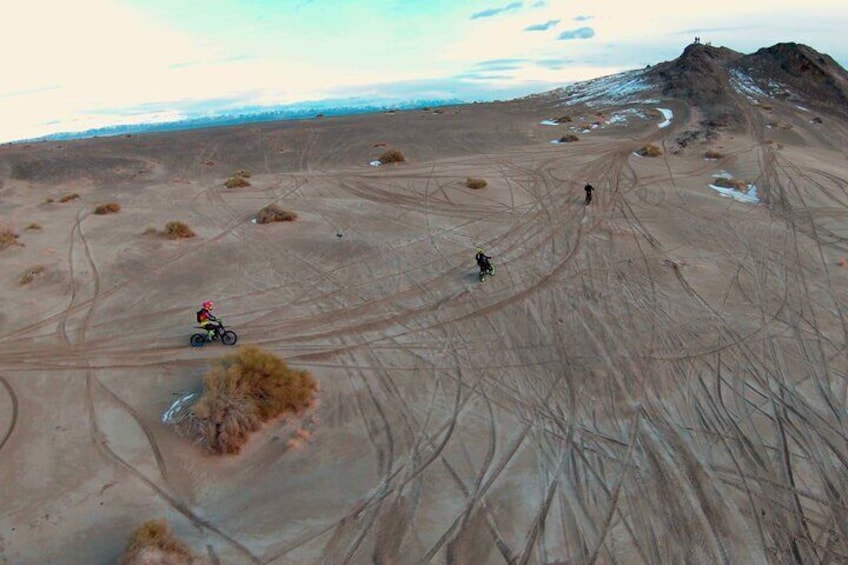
190;321;238;347
479;263;495;282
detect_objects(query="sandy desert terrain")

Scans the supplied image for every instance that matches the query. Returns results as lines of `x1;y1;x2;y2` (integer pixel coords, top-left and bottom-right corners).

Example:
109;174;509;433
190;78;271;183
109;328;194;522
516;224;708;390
2;54;848;563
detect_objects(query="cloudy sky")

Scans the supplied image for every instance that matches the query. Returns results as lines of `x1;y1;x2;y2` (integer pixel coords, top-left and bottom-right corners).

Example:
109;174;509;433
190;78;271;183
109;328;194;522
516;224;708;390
2;0;845;142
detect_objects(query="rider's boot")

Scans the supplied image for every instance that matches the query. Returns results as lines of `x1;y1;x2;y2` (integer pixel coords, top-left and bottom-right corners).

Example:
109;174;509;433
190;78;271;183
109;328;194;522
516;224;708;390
207;330;215;341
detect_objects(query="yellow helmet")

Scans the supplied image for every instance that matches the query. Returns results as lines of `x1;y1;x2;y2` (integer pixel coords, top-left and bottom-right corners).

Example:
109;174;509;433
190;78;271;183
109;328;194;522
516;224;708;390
475;247;484;253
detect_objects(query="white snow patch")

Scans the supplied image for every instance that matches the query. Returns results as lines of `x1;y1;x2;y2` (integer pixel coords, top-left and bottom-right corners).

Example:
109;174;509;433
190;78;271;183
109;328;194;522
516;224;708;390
251;218;258;224
369;160;382;167
795;105;810;112
558;68;652;107
539;119;560;126
729;69;767;100
162;392;199;424
657;108;673;128
606;108;648;125
708;183;759;203
550;139;562;144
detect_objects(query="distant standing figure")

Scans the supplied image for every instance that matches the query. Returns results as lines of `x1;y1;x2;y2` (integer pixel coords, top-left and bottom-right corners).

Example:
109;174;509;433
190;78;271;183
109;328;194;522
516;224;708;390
584;183;595;205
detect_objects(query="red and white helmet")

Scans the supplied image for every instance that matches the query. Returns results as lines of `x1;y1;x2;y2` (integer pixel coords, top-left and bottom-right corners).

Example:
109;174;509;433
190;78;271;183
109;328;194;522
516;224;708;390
202;300;213;310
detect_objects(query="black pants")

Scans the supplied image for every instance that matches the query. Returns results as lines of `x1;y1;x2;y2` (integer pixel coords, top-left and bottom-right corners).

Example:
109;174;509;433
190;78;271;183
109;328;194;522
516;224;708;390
585;192;592;204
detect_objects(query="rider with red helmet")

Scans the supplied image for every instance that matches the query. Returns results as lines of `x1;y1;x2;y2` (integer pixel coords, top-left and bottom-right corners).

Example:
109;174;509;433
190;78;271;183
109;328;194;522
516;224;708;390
197;300;220;341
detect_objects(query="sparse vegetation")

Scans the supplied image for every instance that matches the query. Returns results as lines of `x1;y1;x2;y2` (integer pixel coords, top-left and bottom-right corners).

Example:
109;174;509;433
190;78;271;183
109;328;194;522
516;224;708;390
553;115;572;123
119;520;195;565
94;202;121;215
225;170;252;188
704;149;724;159
143;226;158;235
713;177;748;191
59;193;79;203
465;177;488;189
25;223;42;231
378;149;405;164
225;176;251;188
256;203;298;224
0;226;21;250
163;221;196;239
19;265;46;285
373;142;387;148
44;197;55;204
638;144;663;157
559;134;580;143
760;103;773;110
189;345;318;454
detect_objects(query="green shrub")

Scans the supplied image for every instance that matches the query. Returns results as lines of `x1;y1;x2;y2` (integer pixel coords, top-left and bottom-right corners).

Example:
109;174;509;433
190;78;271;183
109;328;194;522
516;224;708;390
465;177;488;189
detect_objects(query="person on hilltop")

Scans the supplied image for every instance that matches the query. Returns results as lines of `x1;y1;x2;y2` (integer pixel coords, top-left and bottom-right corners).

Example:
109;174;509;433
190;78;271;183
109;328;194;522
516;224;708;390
584;183;595;205
196;300;221;341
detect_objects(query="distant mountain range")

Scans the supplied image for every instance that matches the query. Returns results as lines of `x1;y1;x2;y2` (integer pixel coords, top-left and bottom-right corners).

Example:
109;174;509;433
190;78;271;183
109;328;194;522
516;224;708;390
19;97;465;143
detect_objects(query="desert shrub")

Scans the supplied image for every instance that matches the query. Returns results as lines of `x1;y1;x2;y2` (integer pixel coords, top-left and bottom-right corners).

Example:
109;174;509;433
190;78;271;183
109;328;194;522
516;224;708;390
465;177;488;189
760;103;773;110
119;520;195;565
225;176;251;188
25;223;42;230
163;221;195;239
233;169;251;178
578;122;593;130
43;197;55;204
94;202;121;215
713;177;748;191
59;193;79;203
639;144;663;157
19;265;45;285
256;203;298;224
553;115;572;123
559;134;580;143
704;149;724;159
191;345;317;454
0;226;21;250
378;149;405;164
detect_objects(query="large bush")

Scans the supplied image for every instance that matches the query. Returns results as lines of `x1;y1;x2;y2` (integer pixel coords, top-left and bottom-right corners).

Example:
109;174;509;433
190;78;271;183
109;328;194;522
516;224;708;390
190;346;317;454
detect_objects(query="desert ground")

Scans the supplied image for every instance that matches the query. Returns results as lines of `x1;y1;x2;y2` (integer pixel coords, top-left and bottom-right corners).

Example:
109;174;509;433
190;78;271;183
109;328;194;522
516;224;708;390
1;87;848;564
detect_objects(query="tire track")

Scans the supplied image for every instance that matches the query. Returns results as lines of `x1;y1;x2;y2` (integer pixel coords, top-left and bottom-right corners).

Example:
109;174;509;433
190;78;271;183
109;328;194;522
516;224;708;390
0;375;18;453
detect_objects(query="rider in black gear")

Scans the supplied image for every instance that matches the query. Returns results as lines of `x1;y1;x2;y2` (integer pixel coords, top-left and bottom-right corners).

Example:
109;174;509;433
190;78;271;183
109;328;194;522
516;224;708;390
475;248;494;277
